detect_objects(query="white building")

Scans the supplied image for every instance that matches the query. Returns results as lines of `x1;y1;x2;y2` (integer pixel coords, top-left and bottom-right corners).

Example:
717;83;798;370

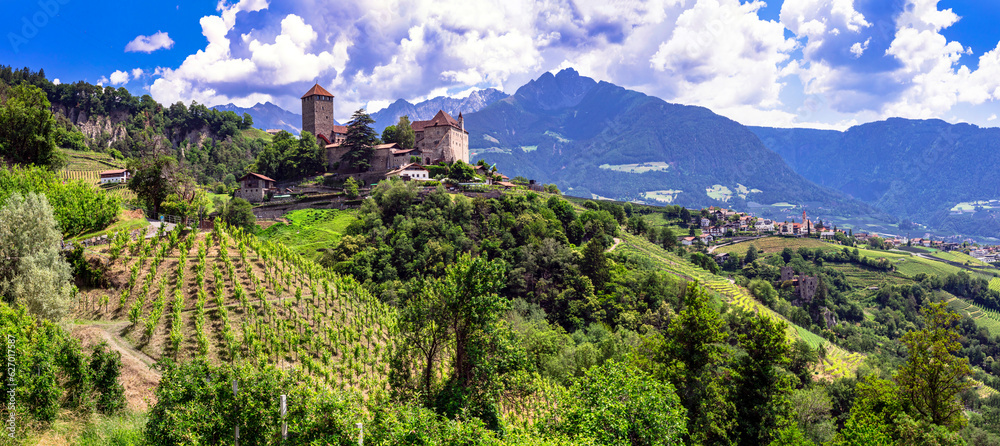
99;169;130;184
387;163;430;181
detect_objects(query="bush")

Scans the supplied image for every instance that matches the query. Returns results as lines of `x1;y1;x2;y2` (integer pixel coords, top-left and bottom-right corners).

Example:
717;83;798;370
554;360;687;445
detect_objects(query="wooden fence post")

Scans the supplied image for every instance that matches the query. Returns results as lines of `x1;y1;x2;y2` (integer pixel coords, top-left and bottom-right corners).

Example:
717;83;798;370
281;394;287;442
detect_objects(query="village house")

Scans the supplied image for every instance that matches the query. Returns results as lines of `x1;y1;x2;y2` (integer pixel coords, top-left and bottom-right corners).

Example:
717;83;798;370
680;236;696;246
386;163;430;181
99;169;130;184
235;172;277;203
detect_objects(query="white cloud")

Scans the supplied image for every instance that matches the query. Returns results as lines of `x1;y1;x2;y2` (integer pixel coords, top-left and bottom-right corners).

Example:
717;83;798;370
136;0;1000;128
989;114;997;121
108;70;130;85
52;78;60;85
650;0;796;110
125;31;175;53
850;38;870;58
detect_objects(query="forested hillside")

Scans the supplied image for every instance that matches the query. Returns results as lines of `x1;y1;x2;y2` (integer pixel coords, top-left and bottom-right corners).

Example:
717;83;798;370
465;69;881;222
751;120;1000;239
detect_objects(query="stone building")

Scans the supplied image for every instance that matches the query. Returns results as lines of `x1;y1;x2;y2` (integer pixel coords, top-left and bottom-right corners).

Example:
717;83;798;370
301;84;346;145
235;172;277;203
412;110;469;165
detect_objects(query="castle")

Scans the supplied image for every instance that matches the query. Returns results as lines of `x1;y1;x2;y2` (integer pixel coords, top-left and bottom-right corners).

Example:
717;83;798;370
300;83;469;173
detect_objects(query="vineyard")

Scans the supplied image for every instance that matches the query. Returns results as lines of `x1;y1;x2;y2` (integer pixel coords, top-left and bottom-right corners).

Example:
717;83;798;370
59;170;101;183
76;222;399;398
103;183;137;201
616;232;864;379
945;296;1000;336
991;277;1000;293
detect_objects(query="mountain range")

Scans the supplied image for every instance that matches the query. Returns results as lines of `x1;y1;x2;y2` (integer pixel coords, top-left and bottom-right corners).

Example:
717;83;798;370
463;68;878;222
369;88;509;133
751;121;1000;239
213;102;304;134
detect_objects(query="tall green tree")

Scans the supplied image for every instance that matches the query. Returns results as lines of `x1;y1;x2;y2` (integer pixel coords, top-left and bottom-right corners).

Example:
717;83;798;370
665;282;734;445
340;108;377;171
127;155;179;216
580;229;610;289
896;301;972;429
0;84;62;168
731;313;795;446
393;115;415;149
0;193;73;319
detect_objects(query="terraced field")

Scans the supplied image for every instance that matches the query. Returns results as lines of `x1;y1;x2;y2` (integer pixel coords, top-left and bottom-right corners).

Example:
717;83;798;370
60;170;101;183
945;296;1000;336
990;277;1000;293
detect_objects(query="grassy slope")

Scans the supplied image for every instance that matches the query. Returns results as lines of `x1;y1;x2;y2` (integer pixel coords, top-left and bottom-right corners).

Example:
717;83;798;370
256;208;356;261
615;232;864;379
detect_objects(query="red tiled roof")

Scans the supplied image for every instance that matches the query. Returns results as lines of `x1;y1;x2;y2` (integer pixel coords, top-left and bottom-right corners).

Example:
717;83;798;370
374;143;401;150
99;169;127;176
301;84;334;99
316;134;331;145
412;110;461;133
240;172;276;182
333;125;347;134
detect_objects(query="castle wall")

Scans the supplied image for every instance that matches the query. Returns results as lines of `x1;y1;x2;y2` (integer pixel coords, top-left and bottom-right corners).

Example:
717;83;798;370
415;126;469;164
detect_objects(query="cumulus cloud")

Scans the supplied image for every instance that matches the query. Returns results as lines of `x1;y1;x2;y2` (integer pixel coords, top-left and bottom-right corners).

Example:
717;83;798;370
125;31;175;53
132;0;1000;128
650;0;795;110
108;70;130;85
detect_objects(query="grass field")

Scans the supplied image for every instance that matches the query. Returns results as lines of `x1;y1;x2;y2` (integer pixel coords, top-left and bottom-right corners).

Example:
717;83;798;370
706;184;733;201
73;211;149;241
599;162;671;174
714;236;835;255
256;208;356;261
642;190;683;203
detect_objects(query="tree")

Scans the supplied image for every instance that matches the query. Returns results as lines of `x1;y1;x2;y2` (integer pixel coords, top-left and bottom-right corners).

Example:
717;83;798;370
394;115;416;149
665;283;734;445
732;312;796;446
660;226;676;249
557;360;687;445
580;230;610;289
0;193;73;320
381;124;397;146
220;198;256;232
128;155;179;216
0;84;62;168
340;108;377;171
343;176;359;199
896;301;972;429
745;243;759;264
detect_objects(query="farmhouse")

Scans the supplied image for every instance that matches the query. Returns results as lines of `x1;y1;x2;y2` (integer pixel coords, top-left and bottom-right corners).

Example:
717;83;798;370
99;169;130;184
386;163;430;181
235;172;277;203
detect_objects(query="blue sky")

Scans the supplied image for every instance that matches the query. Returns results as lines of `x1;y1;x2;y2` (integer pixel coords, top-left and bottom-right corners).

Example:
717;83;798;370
3;0;1000;130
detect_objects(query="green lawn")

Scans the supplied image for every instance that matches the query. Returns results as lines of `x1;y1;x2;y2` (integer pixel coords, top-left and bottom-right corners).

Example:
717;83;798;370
256;208;357;261
73;211;149;241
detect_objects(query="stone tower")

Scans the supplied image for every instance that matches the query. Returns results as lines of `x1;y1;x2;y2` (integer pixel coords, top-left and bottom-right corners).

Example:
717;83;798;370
301;84;335;140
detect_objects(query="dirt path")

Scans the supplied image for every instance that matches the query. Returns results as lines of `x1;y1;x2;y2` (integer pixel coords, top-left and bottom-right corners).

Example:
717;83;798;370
606;237;622;252
70;322;161;411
